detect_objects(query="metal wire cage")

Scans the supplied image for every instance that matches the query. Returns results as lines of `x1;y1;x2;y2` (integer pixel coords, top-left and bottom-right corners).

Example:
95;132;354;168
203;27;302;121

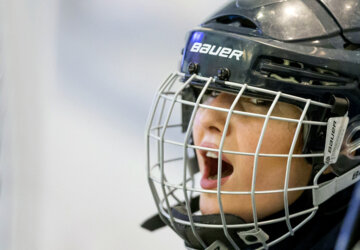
145;72;359;249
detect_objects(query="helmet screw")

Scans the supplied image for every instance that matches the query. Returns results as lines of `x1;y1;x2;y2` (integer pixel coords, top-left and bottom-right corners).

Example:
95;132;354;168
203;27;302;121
217;67;231;80
188;62;199;74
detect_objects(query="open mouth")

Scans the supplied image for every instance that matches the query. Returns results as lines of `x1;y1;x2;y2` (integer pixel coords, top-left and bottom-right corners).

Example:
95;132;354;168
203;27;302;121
200;150;234;189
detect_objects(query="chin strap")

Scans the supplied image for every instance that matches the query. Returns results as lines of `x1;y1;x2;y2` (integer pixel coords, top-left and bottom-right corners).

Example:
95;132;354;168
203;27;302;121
140;213;167;232
141;196;201;231
313;165;360;206
141;196;257;249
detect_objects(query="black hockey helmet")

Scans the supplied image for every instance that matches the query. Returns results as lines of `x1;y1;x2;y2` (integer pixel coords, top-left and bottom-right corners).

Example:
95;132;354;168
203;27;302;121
143;1;360;249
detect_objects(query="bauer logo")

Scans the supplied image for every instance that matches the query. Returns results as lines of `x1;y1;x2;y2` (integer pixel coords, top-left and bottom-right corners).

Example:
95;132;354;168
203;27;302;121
327;120;337;154
190;42;244;61
324;116;348;165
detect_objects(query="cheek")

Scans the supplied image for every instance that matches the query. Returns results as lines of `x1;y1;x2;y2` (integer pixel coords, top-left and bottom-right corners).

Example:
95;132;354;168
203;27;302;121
231;118;294;154
261;122;301;154
255;157;312;188
254;158;312;218
231;117;263;152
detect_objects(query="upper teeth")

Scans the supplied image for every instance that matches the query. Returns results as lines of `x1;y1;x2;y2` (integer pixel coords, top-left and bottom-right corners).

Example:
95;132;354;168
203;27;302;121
206;151;218;159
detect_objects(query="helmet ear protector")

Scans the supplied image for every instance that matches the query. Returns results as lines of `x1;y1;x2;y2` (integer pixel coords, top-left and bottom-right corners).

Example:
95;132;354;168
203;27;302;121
332;114;360;175
143;1;360;249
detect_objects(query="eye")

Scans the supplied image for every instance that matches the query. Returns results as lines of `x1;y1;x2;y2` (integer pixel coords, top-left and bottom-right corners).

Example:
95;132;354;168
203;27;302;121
249;98;271;106
209;90;220;97
201;90;220;104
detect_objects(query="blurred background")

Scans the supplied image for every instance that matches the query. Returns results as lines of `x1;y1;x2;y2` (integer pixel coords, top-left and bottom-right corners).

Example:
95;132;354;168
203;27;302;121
0;0;228;249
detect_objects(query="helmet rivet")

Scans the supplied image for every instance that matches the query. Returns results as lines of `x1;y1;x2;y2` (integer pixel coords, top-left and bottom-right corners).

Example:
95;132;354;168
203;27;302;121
188;62;199;74
217;67;231;80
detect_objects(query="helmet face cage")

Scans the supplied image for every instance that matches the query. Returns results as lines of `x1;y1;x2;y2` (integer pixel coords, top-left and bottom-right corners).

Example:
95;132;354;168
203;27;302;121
145;0;360;248
145;72;360;249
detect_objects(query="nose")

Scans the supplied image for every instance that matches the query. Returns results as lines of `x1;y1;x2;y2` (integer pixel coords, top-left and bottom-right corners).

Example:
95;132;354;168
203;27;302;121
194;93;235;136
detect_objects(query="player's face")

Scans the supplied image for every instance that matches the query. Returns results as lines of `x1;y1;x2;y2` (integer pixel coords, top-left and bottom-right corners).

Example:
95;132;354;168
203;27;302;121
192;93;312;222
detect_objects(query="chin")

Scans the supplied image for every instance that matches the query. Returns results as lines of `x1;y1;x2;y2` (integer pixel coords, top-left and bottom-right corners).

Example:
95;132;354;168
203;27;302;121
199;193;284;222
199;193;220;215
199;193;253;221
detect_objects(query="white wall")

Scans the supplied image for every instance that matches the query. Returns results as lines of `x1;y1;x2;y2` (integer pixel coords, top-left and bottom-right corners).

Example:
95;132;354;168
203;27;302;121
0;1;228;249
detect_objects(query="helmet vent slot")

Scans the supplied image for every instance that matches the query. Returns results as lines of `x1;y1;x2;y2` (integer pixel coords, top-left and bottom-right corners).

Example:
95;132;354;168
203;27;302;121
256;57;354;86
215;15;257;30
